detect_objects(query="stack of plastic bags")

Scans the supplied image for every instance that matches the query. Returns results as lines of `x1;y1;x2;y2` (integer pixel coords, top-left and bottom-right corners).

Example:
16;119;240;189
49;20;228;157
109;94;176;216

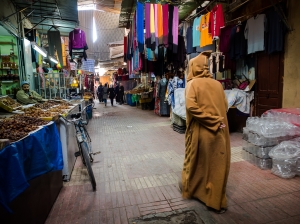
242;116;300;170
269;138;300;178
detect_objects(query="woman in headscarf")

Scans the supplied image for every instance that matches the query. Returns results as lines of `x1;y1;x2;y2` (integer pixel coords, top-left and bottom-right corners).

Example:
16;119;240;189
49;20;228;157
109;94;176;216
181;51;230;214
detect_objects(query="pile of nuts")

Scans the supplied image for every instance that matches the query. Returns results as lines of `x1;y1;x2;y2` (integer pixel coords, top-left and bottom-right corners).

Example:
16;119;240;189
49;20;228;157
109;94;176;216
0;115;48;142
0;97;21;109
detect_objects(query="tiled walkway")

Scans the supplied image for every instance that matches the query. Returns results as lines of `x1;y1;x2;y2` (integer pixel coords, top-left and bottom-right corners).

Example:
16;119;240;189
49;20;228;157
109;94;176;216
46;103;300;224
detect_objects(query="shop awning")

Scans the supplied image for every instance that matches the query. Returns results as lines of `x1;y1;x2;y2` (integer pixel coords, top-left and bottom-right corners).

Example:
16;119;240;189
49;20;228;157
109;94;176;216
10;0;79;36
118;0;209;28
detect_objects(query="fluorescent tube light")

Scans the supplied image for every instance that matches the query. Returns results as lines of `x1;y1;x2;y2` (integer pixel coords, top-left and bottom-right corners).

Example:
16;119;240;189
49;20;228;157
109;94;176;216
49;56;58;64
31;42;47;57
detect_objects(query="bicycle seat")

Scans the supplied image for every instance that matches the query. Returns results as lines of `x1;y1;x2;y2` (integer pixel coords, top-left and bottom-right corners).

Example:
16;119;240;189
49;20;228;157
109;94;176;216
71;113;82;119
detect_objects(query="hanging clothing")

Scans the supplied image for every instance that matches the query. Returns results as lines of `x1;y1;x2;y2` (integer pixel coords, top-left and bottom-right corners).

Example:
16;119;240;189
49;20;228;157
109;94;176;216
172;6;179;53
168;78;174;108
168;5;174;51
186;26;195;54
47;30;63;66
157;46;165;77
157;4;163;45
219;25;234;53
162;4;169;46
266;6;286;54
208;4;225;40
69;28;87;51
182;51;230;211
229;22;247;60
200;13;213;47
244;14;266;54
192;16;201;47
145;3;151;49
157;78;170;116
150;4;155;48
154;4;159;47
177;35;187;69
133;12;137;50
124;36;128;62
137;2;144;53
154;81;160;115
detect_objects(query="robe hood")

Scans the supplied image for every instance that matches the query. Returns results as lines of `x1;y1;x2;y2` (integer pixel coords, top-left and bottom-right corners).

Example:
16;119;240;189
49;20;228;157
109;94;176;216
187;50;213;82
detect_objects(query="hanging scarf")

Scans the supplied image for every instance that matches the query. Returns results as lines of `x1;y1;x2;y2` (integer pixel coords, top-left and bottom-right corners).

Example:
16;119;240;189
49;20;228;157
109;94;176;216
157;4;163;45
172;6;179;53
133;12;137;50
162;4;169;46
168;5;174;50
145;3;151;49
137;2;144;53
154;4;158;48
150;4;155;46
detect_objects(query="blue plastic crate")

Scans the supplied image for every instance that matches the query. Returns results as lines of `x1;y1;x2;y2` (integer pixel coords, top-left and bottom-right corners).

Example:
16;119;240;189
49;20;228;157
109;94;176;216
126;94;136;106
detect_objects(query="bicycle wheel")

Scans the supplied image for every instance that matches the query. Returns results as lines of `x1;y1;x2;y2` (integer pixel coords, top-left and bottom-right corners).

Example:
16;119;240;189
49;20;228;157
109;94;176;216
81;141;96;191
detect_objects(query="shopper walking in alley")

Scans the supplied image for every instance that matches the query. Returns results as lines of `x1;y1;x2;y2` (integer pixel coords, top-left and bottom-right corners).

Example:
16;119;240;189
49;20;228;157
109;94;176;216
108;84;116;106
102;83;108;106
97;82;103;103
119;83;124;105
115;83;120;104
181;51;230;214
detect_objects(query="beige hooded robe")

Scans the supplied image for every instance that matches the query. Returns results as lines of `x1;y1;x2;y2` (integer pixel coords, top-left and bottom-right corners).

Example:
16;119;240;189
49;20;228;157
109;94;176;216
182;51;231;211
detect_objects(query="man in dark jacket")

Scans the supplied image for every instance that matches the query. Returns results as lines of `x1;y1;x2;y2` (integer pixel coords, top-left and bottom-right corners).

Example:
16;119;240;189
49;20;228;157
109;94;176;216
119;83;124;105
115;83;120;104
97;83;103;103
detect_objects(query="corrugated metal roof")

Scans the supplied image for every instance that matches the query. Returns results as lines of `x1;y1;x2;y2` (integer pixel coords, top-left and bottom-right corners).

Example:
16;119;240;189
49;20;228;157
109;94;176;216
11;0;79;36
118;0;206;28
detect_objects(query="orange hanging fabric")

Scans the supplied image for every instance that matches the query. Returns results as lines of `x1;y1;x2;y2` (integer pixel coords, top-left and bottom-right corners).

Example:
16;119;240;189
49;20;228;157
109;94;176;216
157;4;163;45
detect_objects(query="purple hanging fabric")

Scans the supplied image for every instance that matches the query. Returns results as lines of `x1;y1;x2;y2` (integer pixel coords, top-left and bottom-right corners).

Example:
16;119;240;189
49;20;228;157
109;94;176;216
172;6;179;53
145;3;151;49
154;4;158;47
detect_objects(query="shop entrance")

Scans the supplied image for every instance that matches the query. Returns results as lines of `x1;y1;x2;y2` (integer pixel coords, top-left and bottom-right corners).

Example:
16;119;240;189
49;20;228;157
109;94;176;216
255;51;284;116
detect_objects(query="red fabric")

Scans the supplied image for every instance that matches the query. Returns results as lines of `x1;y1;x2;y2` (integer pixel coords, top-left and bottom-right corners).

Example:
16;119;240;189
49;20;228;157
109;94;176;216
124;36;127;56
208;4;225;39
84;75;88;88
162;4;169;46
118;68;123;75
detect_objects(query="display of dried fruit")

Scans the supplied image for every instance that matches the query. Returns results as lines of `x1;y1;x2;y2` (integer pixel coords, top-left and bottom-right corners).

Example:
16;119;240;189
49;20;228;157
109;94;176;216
59;101;73;106
54;105;72;110
0;97;22;109
24;107;52;117
0;115;49;142
34;101;58;109
47;107;66;113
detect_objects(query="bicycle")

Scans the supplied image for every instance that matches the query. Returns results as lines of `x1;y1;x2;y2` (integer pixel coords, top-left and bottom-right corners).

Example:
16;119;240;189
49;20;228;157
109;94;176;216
59;103;100;191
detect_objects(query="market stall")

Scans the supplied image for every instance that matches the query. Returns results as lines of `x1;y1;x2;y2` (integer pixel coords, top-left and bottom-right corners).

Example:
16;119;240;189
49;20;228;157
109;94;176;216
0;113;63;223
0;95;85;181
125;82;154;110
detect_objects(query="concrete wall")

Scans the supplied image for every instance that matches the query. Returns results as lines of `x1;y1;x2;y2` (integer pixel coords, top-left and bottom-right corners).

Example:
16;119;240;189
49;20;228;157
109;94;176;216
282;0;300;107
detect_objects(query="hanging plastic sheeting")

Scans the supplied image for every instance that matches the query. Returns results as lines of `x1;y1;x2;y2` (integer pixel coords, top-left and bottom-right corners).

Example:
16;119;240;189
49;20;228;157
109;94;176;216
108;40;124;59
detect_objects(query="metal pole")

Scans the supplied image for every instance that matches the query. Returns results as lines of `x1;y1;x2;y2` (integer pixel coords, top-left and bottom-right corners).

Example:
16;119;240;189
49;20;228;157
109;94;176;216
1;3;37;22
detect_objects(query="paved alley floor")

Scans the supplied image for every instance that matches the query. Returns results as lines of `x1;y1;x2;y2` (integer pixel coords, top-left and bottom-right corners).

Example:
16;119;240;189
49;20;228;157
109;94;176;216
46;102;300;224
